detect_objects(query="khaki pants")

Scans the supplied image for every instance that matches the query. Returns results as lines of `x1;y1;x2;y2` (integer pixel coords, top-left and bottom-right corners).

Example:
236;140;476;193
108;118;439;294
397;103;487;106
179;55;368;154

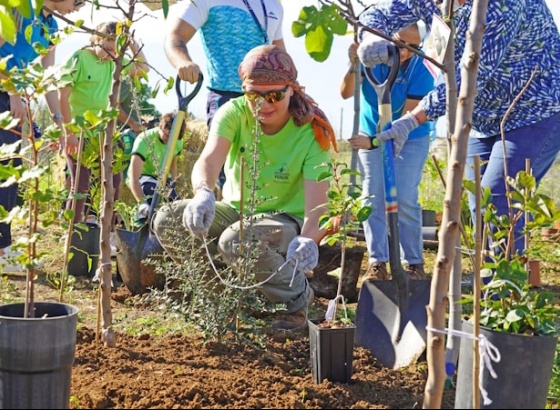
152;200;311;313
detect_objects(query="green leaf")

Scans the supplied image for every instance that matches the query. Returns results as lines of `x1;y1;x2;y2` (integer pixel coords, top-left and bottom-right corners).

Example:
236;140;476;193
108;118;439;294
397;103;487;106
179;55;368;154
356;206;372;222
304;25;332;62
0;7;17;45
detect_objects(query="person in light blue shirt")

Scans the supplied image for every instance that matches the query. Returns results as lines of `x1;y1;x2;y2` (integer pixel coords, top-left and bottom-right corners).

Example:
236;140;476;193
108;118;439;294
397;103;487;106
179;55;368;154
163;0;285;192
357;0;560;256
0;0;83;272
343;23;435;280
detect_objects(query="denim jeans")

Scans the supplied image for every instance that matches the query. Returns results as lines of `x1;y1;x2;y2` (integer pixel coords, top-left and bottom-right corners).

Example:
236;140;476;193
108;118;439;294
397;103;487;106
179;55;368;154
138;175;178;205
358;136;430;265
465;112;560;255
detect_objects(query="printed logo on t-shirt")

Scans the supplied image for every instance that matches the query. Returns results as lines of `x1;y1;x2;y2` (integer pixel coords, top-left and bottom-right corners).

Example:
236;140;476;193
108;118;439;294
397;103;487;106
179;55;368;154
274;164;289;182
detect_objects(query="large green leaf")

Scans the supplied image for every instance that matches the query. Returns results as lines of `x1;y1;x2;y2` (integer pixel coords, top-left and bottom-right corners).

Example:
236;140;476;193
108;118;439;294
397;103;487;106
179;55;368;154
0;6;17;45
292;4;348;62
304;25;332;62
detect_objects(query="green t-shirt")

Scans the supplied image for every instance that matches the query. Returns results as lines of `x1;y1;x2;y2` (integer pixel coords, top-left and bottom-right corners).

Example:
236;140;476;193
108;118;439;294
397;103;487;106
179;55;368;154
213;97;331;220
129;128;184;182
63;49;114;118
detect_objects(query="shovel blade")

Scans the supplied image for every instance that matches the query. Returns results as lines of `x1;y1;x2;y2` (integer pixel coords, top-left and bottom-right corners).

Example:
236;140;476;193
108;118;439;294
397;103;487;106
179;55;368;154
355;278;431;369
115;226;166;295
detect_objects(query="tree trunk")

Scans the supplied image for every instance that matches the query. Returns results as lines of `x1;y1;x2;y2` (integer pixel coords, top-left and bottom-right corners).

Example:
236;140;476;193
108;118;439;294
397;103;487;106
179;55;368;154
423;1;489;408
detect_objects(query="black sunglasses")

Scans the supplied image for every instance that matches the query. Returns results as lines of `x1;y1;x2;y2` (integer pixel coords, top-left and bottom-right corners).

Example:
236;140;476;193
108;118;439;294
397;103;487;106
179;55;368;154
244;86;289;104
396;41;421;51
74;0;85;6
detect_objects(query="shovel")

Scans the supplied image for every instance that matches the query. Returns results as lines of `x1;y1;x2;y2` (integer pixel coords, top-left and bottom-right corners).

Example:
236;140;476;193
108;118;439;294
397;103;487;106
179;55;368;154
354;49;431;369
115;75;203;295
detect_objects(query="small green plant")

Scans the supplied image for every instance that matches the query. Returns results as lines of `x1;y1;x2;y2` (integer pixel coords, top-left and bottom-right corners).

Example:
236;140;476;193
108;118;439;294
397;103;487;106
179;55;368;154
0;60;74;313
473;262;560;336
317;158;371;325
462;170;560;337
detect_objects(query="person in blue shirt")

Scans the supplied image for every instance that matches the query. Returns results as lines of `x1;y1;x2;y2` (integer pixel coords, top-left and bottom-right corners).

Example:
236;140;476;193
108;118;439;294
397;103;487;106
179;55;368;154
356;0;560;257
343;23;435;280
0;0;83;272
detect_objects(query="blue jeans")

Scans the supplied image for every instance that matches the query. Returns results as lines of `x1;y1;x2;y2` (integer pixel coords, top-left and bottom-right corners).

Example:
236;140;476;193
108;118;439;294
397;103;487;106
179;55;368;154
138;175;178;204
358;136;430;265
465;112;560;255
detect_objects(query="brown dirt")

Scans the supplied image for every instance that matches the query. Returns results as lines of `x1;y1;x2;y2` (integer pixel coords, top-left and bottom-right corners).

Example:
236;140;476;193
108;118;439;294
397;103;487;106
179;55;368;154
69;284;456;409
3;235;458;409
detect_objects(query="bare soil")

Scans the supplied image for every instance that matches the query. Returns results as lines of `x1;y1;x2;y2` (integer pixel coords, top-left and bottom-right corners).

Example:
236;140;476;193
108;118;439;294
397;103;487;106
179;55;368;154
69;284;456;409
3;234;459;409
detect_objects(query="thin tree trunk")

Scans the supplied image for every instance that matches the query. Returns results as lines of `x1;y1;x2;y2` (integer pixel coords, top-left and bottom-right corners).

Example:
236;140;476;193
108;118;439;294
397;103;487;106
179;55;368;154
423;1;489;408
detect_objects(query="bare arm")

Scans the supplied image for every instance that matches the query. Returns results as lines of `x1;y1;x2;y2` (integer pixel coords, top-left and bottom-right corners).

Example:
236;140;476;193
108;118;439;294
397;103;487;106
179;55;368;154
128;154;145;202
127;38;150;78
118;105;143;133
41;49;64;125
164;18;201;83
300;179;329;243
272;39;286;50
59;85;79;155
340;42;359;100
170;157;178;180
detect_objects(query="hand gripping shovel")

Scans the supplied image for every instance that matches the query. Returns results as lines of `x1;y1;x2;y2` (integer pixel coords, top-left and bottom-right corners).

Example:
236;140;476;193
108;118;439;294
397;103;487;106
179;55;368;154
115;75;203;295
354;49;431;369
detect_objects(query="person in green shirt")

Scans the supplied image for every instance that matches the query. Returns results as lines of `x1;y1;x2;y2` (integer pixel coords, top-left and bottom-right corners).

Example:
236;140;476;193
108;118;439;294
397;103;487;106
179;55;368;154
127;112;184;222
59;21;149;255
153;45;338;331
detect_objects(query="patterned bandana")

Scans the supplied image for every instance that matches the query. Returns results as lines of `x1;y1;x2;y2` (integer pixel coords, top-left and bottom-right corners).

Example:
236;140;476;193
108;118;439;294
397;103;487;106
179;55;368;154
238;45;338;152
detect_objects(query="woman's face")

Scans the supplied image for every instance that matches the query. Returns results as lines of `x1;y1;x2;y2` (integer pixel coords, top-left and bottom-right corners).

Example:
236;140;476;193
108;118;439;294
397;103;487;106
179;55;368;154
48;0;85;15
393;30;422;65
244;84;293;125
94;38;116;61
159;121;172;143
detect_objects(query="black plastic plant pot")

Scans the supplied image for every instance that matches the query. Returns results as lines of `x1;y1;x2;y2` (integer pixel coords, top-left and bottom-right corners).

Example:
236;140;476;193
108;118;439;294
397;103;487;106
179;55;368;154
0;302;79;409
455;320;558;409
308;318;355;384
67;223;100;277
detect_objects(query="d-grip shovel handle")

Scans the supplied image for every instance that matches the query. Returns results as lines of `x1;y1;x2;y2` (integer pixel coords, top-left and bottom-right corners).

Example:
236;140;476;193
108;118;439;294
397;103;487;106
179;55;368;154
364;47;408;285
148;74;204;220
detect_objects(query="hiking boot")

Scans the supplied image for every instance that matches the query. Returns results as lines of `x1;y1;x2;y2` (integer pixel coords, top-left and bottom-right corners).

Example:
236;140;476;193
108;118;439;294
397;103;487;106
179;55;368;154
363;262;390;280
271;287;314;331
406;264;427;279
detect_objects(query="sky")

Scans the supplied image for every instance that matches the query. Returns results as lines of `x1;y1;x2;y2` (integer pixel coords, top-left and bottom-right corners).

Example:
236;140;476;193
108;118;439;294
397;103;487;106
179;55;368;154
55;0;560;140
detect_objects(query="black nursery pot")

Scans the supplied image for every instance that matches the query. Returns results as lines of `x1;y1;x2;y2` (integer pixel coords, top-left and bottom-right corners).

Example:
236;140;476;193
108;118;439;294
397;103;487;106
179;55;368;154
455;320;558;409
0;302;79;409
308;318;355;384
67;222;100;277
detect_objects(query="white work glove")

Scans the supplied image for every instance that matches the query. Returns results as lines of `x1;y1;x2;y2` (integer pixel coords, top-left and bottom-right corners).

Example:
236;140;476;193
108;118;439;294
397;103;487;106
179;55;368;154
286;236;319;274
357;35;392;67
136;202;151;220
376;113;419;157
182;187;215;237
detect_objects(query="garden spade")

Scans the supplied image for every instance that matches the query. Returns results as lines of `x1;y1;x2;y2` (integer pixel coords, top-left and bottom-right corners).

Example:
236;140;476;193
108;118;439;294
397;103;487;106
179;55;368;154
354;49;431;369
115;75;203;295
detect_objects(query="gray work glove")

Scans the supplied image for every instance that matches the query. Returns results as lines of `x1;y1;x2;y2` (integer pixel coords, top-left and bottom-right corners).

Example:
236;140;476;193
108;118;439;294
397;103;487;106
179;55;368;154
286;236;319;274
136;202;151;220
182;187;215;237
357;35;392;67
377;113;419;157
